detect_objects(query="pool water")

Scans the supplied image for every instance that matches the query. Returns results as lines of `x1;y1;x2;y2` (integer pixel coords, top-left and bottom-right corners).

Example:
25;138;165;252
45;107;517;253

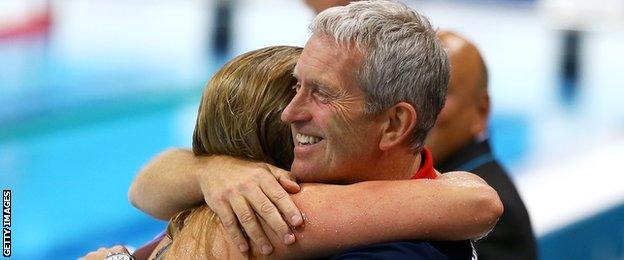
2;1;623;259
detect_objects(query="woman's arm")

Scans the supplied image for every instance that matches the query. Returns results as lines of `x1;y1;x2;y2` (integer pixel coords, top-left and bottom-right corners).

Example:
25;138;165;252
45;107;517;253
128;149;206;220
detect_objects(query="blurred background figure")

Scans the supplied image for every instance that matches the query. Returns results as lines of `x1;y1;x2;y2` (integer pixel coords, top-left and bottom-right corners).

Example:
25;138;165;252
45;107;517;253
1;0;623;259
540;0;624;108
426;31;536;260
303;0;353;14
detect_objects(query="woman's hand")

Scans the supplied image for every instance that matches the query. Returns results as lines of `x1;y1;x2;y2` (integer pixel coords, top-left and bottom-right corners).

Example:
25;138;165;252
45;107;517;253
129;149;304;255
80;245;131;260
198;155;303;255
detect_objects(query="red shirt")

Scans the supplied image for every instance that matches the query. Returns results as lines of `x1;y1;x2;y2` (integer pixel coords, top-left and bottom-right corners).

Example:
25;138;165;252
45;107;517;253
411;148;437;179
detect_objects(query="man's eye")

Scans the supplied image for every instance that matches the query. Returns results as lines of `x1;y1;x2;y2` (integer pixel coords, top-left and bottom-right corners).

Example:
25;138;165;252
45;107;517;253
313;91;330;104
292;83;301;92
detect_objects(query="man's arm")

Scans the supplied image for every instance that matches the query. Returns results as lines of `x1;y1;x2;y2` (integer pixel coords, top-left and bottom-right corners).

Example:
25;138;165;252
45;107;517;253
260;174;501;258
128;148;304;254
104;173;498;259
169;172;502;259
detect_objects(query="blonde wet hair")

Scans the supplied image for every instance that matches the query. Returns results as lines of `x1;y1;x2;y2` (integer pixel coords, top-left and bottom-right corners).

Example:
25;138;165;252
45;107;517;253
163;46;302;259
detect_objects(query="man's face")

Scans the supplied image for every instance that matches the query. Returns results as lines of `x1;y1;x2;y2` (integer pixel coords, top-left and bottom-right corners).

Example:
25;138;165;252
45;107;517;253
281;34;383;184
425;36;488;163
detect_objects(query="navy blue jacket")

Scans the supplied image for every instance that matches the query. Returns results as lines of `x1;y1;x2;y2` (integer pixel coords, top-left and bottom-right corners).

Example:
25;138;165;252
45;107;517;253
329;240;475;260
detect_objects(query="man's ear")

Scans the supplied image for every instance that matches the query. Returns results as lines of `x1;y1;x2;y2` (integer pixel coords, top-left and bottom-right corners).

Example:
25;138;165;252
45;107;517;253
379;102;417;151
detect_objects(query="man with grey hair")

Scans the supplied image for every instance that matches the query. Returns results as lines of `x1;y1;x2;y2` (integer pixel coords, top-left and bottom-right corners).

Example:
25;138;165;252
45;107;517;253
282;0;449;184
129;1;492;258
279;1;473;257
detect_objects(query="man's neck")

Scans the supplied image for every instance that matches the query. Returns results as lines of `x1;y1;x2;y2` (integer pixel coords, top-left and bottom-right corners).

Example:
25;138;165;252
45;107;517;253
374;148;422;181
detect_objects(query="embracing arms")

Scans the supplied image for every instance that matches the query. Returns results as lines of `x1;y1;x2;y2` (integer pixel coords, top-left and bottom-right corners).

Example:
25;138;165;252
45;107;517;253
129;148;502;256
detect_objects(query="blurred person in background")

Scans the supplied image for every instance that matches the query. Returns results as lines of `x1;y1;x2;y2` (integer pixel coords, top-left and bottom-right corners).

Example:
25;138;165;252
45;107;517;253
303;0;353;14
83;45;500;259
425;31;537;260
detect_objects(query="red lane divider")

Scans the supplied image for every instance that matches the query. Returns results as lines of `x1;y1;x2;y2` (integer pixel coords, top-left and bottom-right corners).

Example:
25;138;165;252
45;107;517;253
0;8;52;39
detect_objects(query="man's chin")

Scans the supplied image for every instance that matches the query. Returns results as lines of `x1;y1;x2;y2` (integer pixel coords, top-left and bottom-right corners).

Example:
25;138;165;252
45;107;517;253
290;163;323;183
291;171;313;183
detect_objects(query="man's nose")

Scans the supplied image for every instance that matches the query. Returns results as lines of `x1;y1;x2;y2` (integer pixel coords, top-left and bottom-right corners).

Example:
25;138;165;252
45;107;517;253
281;90;312;124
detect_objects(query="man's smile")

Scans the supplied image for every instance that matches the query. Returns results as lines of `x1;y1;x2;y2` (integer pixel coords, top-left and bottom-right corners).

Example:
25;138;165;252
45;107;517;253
295;133;324;146
293;132;326;158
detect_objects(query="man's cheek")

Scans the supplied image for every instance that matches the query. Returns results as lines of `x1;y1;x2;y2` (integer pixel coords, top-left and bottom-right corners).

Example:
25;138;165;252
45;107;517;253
327;112;360;138
326;95;364;123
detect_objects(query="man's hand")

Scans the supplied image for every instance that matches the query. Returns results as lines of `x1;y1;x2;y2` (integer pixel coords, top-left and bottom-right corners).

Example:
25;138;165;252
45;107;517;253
197;155;304;255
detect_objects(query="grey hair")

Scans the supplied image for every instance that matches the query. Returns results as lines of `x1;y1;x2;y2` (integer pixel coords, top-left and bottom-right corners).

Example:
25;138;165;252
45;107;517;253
310;0;449;152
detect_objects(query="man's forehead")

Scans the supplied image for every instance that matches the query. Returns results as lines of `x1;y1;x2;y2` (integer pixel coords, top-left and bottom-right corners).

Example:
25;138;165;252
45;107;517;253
294;36;362;88
293;64;336;91
293;51;335;85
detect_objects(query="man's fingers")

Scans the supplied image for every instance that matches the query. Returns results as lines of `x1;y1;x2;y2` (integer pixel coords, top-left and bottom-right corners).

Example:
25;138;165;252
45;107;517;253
244;184;296;245
210;201;249;253
230;196;274;255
